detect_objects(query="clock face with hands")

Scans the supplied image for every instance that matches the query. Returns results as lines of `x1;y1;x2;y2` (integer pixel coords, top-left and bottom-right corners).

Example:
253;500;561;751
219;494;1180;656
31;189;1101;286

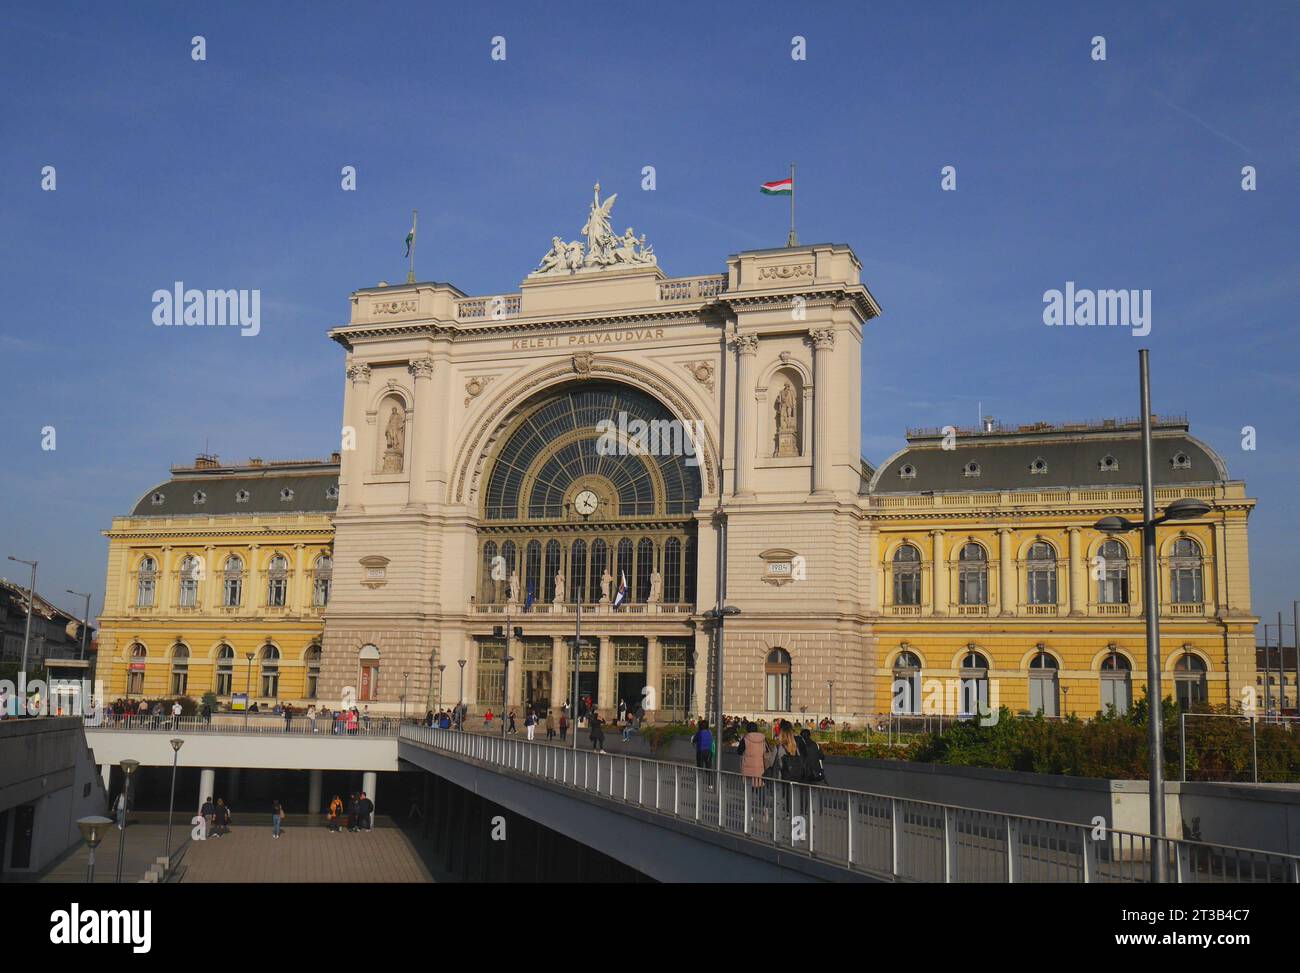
574;490;599;516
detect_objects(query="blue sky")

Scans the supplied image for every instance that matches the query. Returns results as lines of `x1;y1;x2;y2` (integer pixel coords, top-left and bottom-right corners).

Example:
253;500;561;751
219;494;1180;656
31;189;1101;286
1;0;1297;631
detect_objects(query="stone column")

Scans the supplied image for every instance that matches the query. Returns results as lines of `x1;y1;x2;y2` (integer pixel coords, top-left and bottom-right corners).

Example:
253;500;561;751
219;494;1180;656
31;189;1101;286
159;545;173;613
597;636;613;713
645;636;661;722
430;352;452;496
732;334;758;497
246;544;261;616
197;768;215;814
362;771;377;816
998;528;1015;616
308;769;322;815
550;637;567;717
810;328;836;495
930;530;947;615
407;356;435;507
1068;527;1084;616
341;362;371;510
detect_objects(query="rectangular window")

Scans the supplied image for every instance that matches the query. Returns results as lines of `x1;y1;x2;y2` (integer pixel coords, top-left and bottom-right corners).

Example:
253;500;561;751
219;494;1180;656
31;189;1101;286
224;579;241;608
215;671;232;696
171;671;188;696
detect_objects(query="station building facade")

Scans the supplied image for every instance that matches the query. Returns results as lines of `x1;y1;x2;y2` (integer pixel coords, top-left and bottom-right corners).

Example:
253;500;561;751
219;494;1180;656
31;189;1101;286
98;196;1258;720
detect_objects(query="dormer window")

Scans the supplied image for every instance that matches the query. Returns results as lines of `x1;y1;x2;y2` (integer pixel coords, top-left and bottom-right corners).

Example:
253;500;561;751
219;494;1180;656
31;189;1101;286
1029;457;1048;475
192;490;207;505
963;461;981;478
1099;454;1119;472
1171;451;1191;470
899;463;917;480
279;488;295;502
235;489;251;504
150;491;165;506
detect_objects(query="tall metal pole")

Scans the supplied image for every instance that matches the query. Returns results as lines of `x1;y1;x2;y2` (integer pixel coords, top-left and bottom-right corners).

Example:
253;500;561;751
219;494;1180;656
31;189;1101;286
501;613;510;740
1261;624;1272;712
713;509;729;804
8;558;37;708
457;658;466;729
1138;349;1167;882
1293;601;1299;715
1278;611;1285;716
164;746;180;860
786;162;797;247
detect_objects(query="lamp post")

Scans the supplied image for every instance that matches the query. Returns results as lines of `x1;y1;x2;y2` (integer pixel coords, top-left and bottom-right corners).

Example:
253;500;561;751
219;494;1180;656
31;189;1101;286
704;605;740;803
457;658;466;729
244;652;254;726
572;604;582;751
828;680;835;719
1093;348;1213;882
7;556;37;704
402;671;410;721
437;664;446;710
164;738;184;861
77;815;112;883
114;758;140;883
66;588;93;661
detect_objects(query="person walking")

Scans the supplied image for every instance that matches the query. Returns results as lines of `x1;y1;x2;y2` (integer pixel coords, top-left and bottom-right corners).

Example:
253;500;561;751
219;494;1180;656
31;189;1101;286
525;710;536;741
271;799;284;838
691;719;714;770
201;795;215;836
737;722;768;788
545;710;556;741
328;794;344;833
484;708;494;730
170;699;183;728
357;792;374;831
588;709;606;753
213;798;231;837
558;711;568;742
799;729;826;784
346;708;359;735
508;709;517;735
307;704;317;732
283;704;293;732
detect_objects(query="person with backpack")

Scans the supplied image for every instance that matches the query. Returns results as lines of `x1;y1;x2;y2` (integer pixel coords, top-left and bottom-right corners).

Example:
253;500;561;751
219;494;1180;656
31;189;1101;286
799;729;826;785
271;799;284;838
588;710;606;753
524;710;537;741
691;719;714;770
776;722;805;782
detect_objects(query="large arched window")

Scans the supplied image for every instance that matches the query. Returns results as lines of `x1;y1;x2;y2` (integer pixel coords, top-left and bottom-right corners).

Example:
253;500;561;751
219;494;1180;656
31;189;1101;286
635;538;654;602
1100;649;1131;715
664;537;682;603
480;541;499;604
215;644;235;696
170;643;190;696
892;544;921;606
1170;538;1203;605
545;540;562;601
127;643;146;695
178;555;201;608
1026;542;1057;606
1098;539;1129;605
765;648;792;712
313;555;333;607
525;541;542;607
892;649;923;715
1173;651;1207;708
259;644;281;698
305;644;322;699
1028;649;1059;716
266;554;289;608
959;649;989;716
570;539;588;603
136;557;157;608
223;556;244;608
958;543;988;606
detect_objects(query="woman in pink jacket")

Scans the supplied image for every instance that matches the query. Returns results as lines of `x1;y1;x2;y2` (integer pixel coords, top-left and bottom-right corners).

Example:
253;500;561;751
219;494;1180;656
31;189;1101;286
737;721;768;787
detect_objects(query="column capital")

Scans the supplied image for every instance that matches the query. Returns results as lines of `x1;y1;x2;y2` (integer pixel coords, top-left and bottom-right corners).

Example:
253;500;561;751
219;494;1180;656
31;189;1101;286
1067;525;1082;535
997;526;1014;536
809;327;836;350
346;361;372;384
930;528;945;536
732;333;759;355
408;356;436;380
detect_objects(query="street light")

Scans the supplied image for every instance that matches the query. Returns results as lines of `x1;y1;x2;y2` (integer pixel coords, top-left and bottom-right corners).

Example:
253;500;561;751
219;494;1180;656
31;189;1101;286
8;556;37;703
76;815;112;883
66;589;93;661
164;738;184;862
703;604;741;801
402;671;410;721
457;658;466;729
1092;348;1213;882
437;664;446;710
244;652;255;726
114;758;140;884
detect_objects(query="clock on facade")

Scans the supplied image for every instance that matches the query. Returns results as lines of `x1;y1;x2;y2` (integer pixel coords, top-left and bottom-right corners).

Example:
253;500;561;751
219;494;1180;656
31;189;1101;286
574;490;599;515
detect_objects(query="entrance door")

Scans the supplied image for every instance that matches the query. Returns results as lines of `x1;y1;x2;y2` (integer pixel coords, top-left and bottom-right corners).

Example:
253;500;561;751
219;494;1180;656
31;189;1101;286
524;670;552;716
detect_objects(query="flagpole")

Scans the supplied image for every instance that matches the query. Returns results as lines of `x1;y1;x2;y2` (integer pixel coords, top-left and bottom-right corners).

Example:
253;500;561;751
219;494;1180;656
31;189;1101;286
787;162;797;247
407;209;417;283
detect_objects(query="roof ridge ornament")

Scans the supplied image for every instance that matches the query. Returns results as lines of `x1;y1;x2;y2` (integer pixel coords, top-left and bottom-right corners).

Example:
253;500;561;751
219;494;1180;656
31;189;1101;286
531;183;657;277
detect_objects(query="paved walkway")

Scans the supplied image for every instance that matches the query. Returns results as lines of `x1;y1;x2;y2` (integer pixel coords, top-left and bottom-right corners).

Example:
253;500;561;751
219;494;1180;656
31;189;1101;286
29;818;440;884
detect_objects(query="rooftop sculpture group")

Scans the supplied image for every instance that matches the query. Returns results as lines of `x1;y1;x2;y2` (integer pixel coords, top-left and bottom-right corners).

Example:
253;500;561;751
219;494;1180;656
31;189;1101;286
533;183;657;276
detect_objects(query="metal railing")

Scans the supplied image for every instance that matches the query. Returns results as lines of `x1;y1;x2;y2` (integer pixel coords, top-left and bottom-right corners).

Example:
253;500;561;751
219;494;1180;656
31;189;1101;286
401;725;1300;883
87;714;402;737
1180;712;1300;784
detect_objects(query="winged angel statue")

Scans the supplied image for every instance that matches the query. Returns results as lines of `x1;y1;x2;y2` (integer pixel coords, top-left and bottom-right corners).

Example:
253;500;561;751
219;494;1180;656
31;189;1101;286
533;183;656;276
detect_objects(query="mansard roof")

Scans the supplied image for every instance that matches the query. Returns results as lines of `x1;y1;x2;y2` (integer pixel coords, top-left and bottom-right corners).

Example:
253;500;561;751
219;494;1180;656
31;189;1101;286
869;416;1230;495
129;455;340;517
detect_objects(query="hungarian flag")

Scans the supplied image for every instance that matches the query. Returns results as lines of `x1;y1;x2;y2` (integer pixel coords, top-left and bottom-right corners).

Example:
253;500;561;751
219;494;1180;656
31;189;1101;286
612;571;628;608
760;177;793;195
404;222;415;258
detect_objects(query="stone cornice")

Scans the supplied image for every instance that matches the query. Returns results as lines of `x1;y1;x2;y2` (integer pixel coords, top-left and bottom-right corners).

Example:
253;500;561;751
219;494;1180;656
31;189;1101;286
104;527;332;541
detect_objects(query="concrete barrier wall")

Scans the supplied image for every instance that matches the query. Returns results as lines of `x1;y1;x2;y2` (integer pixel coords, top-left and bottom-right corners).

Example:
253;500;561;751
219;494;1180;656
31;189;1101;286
84;728;400;772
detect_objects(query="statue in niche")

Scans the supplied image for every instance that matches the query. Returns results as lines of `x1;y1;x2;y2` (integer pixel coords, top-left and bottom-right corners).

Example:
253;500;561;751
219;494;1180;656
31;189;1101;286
775;381;799;457
599;569;613;604
382;404;406;472
507;570;520;605
553;570;565;605
648;571;663;604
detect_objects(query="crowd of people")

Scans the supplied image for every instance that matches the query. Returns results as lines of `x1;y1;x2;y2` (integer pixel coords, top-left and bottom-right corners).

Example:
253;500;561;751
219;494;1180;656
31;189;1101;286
193;790;376;838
